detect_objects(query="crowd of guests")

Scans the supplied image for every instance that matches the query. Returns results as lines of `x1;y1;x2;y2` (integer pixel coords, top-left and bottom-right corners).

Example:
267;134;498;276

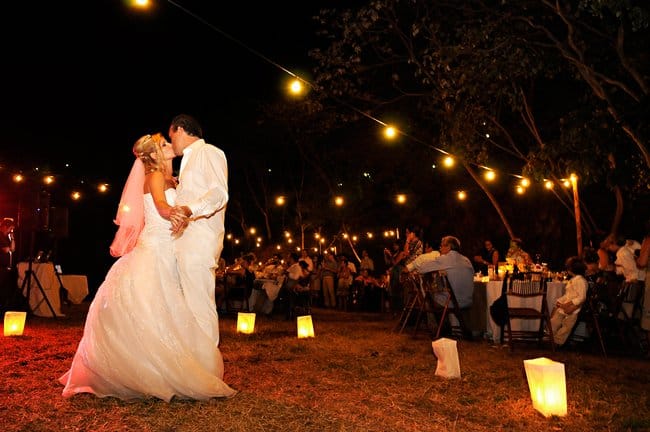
217;222;650;354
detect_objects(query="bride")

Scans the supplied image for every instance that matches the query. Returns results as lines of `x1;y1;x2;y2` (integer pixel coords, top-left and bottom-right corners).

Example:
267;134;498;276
59;133;236;401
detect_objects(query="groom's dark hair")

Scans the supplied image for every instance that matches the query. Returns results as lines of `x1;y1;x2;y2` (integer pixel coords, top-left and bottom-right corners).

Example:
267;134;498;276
170;114;203;138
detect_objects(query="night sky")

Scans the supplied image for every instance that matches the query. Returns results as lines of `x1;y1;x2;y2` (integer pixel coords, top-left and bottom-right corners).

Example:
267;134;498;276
1;0;347;288
2;0;329;173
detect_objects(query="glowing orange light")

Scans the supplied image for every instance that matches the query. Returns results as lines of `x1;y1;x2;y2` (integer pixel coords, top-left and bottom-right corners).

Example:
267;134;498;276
13;174;24;183
443;156;455;168
484;170;496;181
288;79;303;95
384;126;398;139
71;191;82;200
457;190;467;200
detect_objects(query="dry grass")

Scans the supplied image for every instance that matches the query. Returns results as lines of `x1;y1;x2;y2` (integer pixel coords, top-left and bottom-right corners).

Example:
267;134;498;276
1;303;650;432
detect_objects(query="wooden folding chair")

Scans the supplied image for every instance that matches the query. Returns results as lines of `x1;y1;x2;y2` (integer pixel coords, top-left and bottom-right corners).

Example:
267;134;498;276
419;271;471;340
612;280;645;353
394;272;427;333
503;271;555;352
567;279;607;357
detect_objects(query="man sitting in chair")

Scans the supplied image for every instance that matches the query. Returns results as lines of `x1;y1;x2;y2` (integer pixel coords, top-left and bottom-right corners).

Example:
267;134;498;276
404;235;474;309
550;256;588;346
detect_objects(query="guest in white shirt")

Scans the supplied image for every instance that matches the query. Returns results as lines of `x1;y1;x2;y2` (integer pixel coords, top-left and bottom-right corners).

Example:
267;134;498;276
550;256;588;346
610;237;646;283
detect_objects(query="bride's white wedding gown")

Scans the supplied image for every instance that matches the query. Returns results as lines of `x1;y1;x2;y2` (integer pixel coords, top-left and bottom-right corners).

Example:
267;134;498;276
59;189;236;401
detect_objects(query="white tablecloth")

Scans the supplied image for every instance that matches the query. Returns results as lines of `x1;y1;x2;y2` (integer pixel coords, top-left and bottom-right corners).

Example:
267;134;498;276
18;262;64;317
17;262;89;317
59;274;89;304
485;280;565;343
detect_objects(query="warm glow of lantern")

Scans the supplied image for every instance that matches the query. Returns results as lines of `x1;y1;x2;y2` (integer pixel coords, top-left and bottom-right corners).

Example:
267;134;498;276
276;196;286;206
98;183;109;193
523;357;567;417
396;194;406;204
297;315;315;338
520;178;530;187
234;239;240;244
516;185;525;195
562;179;571;188
43;175;55;185
236;312;256;334
484;170;496;181
249;227;256;235
4;311;27;336
544;180;554;190
13;174;24;183
457;190;467;200
334;196;344;206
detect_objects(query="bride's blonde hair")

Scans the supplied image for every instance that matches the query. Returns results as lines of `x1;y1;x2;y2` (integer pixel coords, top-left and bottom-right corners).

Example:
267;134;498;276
132;133;168;174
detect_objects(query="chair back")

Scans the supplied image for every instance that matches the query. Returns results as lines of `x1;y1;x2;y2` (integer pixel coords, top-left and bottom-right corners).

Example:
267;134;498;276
424;271;470;340
506;271;546;297
503;271;554;351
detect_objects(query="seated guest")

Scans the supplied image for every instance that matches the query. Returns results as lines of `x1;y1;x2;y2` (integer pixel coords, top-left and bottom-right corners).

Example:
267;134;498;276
405;235;474;309
583;246;614;314
353;268;382;311
550;256;588;346
473;239;499;275
506;237;533;269
249;255;285;315
285;252;311;319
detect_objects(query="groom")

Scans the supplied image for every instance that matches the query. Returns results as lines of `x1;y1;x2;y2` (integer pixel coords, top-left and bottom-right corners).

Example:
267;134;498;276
168;114;229;345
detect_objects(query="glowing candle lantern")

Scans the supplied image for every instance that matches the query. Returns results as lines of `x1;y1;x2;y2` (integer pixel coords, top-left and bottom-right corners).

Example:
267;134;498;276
4;311;27;336
523;357;567;417
297;315;315;338
236;312;256;334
